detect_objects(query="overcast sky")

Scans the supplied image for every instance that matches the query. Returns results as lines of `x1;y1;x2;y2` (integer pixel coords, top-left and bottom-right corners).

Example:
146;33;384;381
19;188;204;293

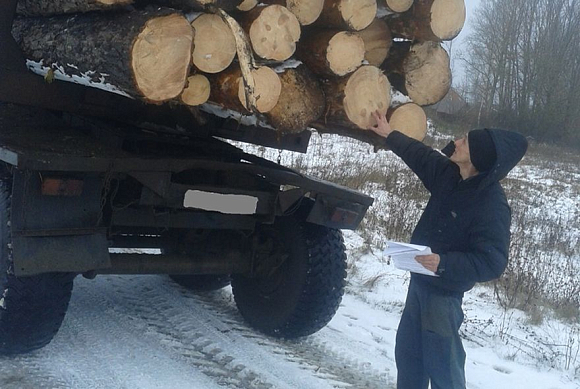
451;0;482;84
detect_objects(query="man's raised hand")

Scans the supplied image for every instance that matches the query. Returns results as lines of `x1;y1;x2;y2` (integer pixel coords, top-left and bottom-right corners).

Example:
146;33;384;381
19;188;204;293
368;110;394;139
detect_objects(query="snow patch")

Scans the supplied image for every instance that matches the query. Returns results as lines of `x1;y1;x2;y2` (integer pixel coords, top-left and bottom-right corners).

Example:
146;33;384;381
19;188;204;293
26;60;132;98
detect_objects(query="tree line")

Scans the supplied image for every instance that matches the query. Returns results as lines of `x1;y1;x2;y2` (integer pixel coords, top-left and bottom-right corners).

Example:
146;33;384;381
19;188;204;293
459;0;580;147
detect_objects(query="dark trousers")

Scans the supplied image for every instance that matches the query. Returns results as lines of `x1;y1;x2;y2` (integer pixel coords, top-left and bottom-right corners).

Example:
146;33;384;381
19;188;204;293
395;279;466;389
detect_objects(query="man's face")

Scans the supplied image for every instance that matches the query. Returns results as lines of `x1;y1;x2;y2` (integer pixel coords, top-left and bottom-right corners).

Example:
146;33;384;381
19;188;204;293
450;134;471;164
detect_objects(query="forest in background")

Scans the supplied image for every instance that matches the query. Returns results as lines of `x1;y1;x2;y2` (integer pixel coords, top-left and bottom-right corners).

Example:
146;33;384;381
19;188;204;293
454;0;580;147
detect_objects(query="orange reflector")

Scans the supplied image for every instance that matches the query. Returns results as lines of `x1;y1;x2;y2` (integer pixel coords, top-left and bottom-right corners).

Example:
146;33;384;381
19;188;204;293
41;178;84;196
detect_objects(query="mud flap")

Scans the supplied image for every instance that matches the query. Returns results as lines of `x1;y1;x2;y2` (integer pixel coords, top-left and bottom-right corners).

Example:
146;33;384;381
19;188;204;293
10;170;110;276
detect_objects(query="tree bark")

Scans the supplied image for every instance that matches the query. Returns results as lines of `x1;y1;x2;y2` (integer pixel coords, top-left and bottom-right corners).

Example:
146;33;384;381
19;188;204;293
321;65;391;129
385;0;413;13
143;0;243;11
208;65;281;113
387;103;427;141
180;74;211;106
358;18;392;67
12;10;193;103
295;30;364;77
266;65;325;133
191;13;237;73
261;0;325;25
237;5;301;61
386;0;465;41
382;41;450;106
16;0;132;16
313;0;377;31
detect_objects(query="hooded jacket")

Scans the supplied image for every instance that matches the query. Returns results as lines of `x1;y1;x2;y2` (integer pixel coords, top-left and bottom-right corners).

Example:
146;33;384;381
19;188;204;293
385;129;528;293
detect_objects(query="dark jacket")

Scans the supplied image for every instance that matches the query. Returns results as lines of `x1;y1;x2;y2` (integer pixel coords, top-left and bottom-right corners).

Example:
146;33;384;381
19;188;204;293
385;129;528;293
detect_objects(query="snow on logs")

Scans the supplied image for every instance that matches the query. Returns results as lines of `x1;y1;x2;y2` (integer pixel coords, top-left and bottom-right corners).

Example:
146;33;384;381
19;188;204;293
12;10;194;103
11;0;466;147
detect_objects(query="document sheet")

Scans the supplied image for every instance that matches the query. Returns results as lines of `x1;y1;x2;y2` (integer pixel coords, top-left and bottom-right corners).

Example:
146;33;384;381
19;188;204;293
383;241;439;277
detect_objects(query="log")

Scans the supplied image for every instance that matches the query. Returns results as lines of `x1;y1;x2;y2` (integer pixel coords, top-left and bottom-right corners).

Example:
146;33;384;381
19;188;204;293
262;0;325;25
382;41;450;106
387;103;427;141
238;5;301;61
295;30;364;77
191;13;237;73
386;0;465;41
266;65;325;133
237;0;258;11
16;0;132;16
385;0;413;13
144;0;243;11
208;65;281;113
358;18;392;67
180;74;211;106
12;10;194;103
322;65;391;130
314;0;377;31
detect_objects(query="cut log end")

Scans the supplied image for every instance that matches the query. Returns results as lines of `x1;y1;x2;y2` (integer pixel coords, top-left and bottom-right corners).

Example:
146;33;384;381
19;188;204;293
237;0;258;11
343;66;391;129
249;5;301;61
386;0;414;13
238;66;281;113
181;74;211;106
404;42;451;106
132;14;193;103
328;32;365;76
388;103;427;141
358;19;392;67
192;14;237;74
339;0;377;30
286;0;325;25
431;0;466;40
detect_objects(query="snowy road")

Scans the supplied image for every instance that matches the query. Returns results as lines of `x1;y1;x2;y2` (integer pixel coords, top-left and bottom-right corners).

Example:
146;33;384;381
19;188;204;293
0;275;394;389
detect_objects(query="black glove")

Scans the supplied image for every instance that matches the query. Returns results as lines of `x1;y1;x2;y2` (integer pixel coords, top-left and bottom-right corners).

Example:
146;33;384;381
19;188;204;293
441;141;456;157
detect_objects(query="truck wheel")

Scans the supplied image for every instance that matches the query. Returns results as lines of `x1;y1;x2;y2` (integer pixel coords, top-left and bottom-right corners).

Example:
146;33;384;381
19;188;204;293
170;274;231;291
0;181;75;355
231;216;346;338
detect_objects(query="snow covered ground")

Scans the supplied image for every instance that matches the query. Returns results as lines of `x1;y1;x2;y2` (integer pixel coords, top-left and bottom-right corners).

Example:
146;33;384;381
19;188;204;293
0;129;578;389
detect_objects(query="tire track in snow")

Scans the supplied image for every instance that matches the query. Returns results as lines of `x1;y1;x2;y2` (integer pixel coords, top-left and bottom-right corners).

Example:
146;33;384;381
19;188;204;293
163;277;394;388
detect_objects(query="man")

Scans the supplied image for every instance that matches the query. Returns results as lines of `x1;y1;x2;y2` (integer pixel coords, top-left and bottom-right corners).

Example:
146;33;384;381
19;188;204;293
368;111;528;389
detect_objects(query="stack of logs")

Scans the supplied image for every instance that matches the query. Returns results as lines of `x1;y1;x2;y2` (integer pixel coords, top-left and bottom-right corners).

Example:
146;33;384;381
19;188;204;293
12;0;465;147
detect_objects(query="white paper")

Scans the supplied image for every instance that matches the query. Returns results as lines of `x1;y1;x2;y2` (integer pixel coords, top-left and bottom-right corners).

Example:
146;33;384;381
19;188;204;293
383;241;439;277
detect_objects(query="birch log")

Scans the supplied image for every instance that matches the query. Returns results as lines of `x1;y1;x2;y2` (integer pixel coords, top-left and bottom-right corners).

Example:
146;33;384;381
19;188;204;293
208;65;281;113
144;0;243;11
295;30;364;77
12;10;193;103
180;74;211;106
383;41;450;106
385;0;413;13
266;65;325;132
238;5;301;61
387;103;427;141
386;0;465;41
358;18;392;67
191;13;237;73
322;65;391;129
16;0;132;16
261;0;325;25
315;0;377;31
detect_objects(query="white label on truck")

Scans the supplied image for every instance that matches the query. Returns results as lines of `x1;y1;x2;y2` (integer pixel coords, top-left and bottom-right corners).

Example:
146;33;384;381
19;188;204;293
184;190;258;215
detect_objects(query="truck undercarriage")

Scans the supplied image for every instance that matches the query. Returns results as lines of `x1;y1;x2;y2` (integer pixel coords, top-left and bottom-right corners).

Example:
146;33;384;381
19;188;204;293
0;0;373;354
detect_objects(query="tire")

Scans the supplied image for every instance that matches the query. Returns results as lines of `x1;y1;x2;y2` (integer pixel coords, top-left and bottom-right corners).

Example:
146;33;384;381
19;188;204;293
0;180;75;355
170;274;231;291
231;215;347;338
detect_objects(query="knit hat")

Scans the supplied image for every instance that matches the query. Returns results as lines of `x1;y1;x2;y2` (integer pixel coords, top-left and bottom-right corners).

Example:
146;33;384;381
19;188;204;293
468;129;497;172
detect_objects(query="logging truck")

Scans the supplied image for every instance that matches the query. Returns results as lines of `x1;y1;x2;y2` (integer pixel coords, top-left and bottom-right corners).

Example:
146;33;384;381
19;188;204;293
0;0;464;354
